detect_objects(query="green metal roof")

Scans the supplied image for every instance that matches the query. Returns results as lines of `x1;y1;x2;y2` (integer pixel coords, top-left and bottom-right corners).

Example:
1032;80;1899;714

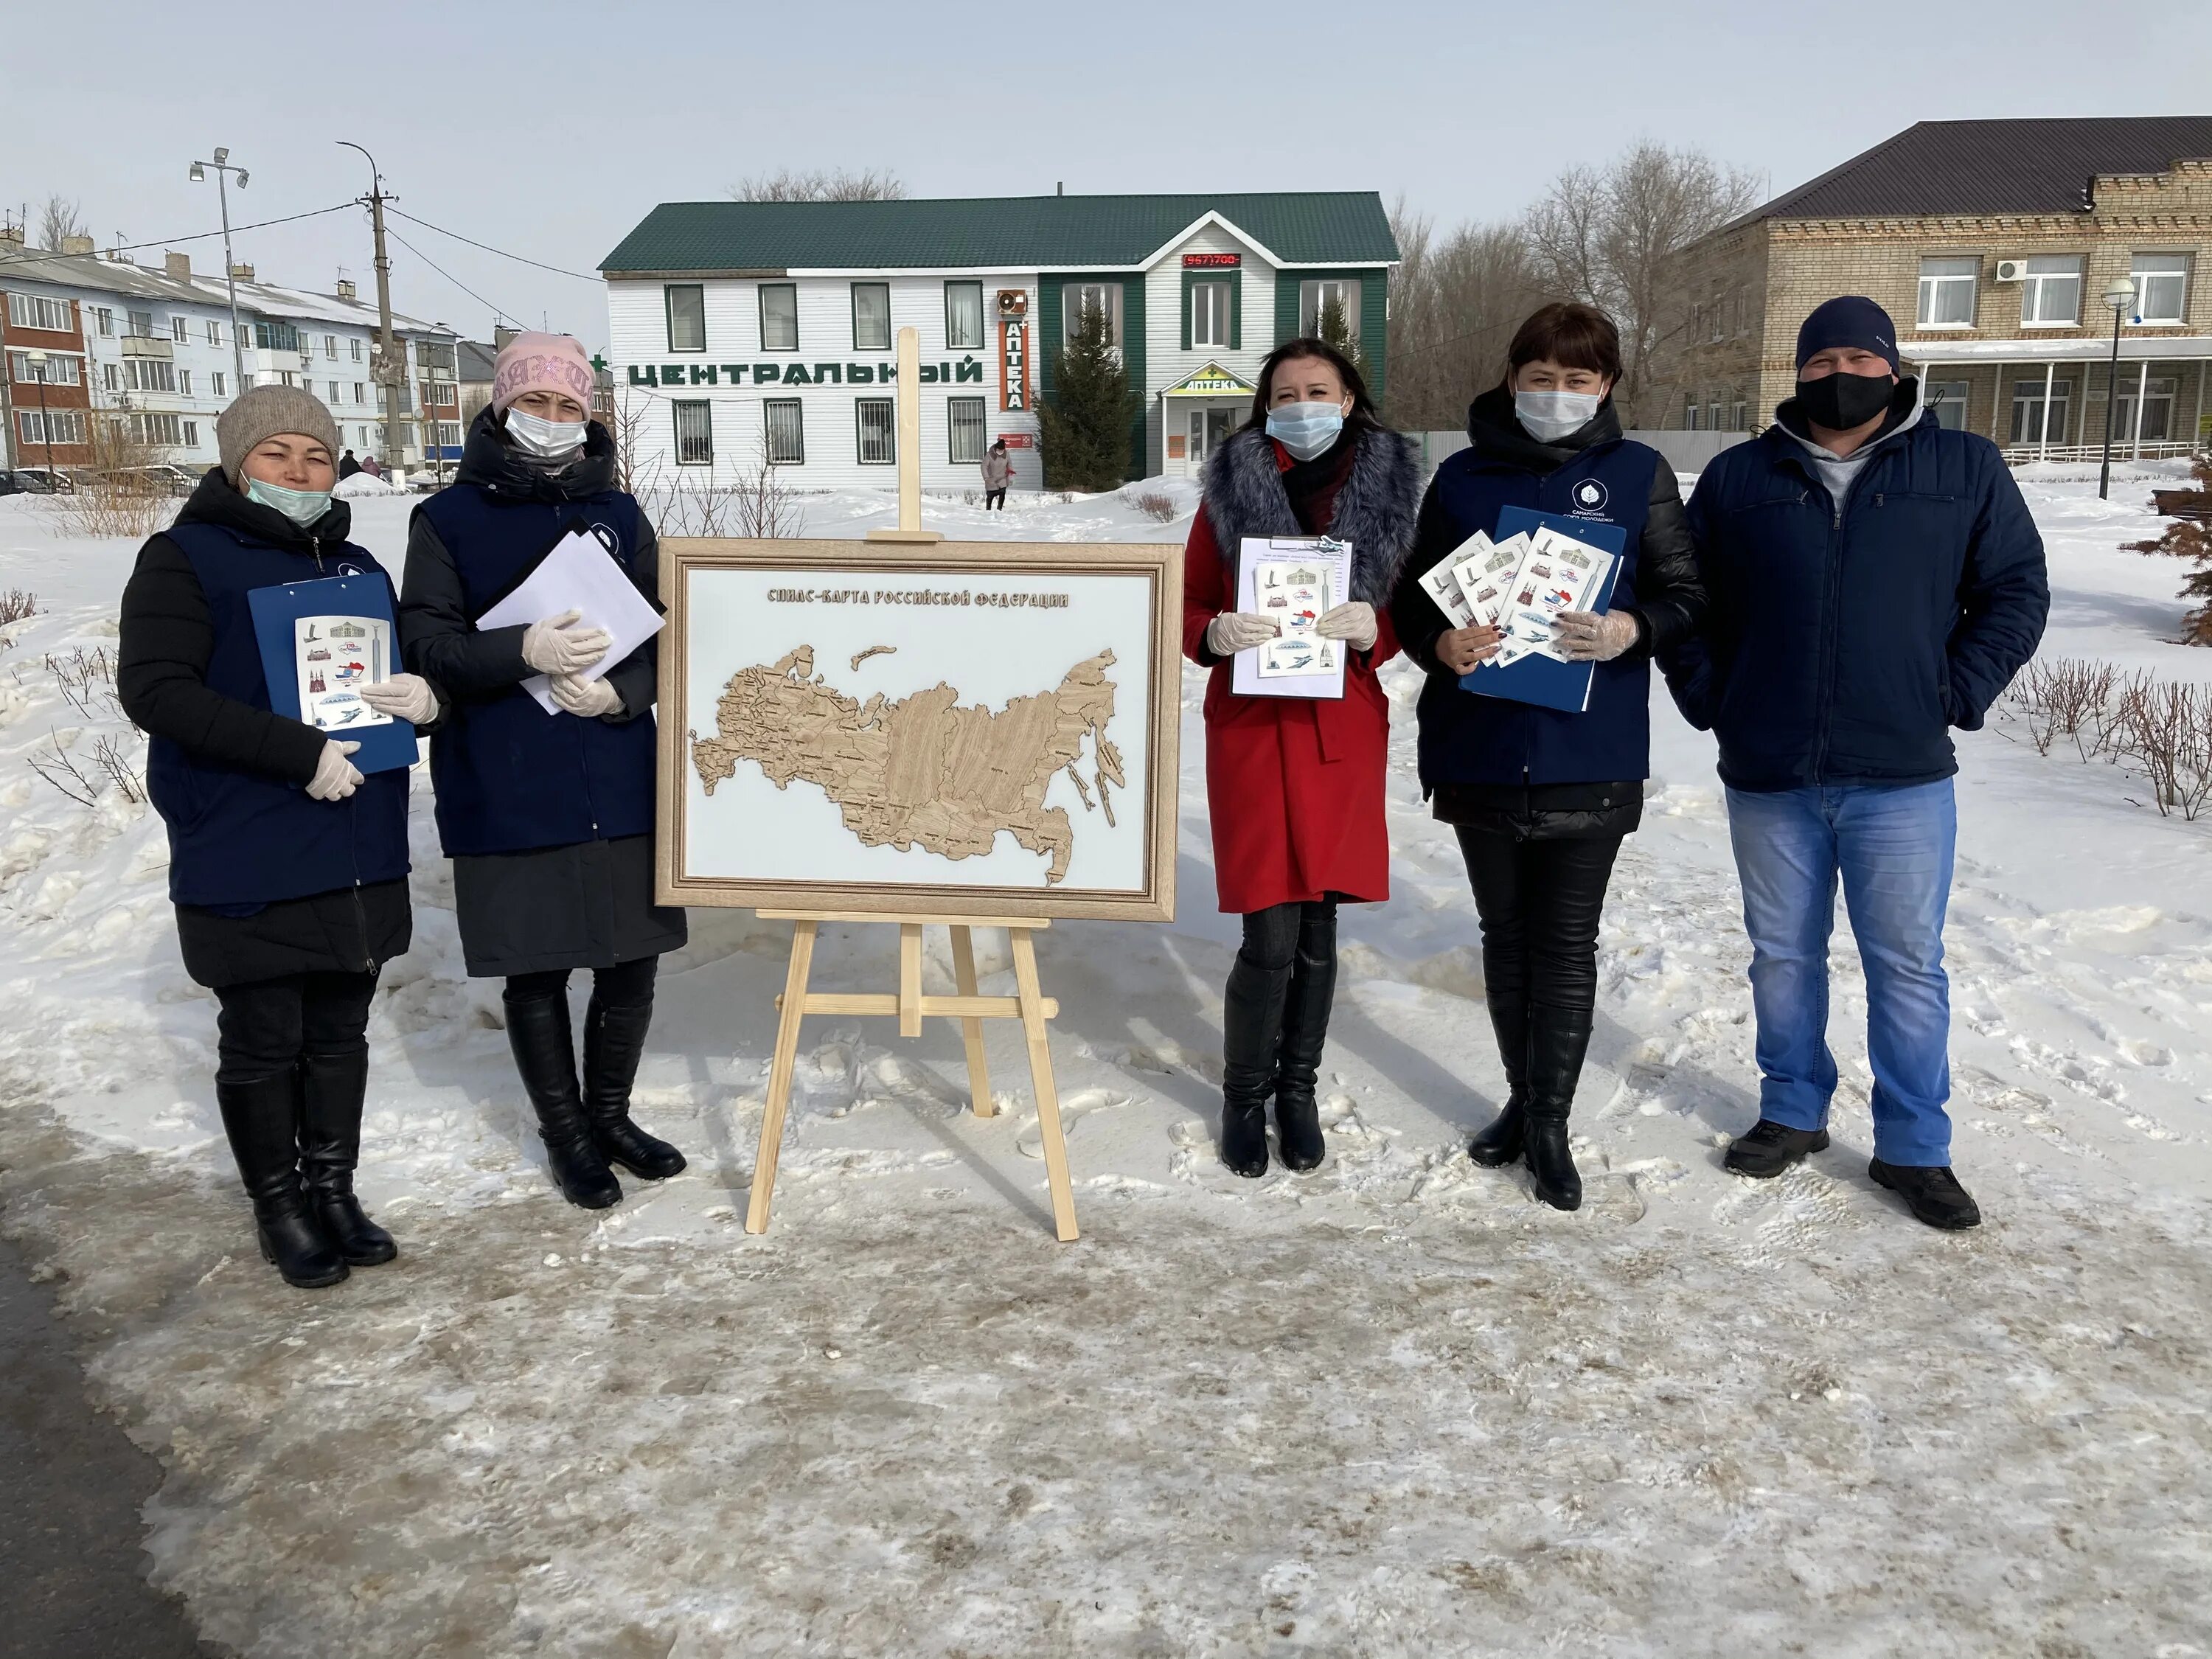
599;192;1399;275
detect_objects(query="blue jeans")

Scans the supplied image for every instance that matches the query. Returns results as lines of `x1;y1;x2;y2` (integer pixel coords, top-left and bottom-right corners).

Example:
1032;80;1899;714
1725;779;1957;1166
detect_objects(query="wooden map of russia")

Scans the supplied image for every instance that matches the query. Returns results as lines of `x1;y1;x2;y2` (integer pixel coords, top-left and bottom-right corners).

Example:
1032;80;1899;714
692;645;1126;883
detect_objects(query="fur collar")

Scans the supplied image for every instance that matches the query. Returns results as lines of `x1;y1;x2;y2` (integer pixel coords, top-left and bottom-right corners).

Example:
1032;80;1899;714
1199;425;1422;604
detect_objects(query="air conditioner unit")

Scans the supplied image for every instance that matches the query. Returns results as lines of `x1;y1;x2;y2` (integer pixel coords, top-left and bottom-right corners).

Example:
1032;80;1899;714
995;288;1028;319
1994;260;2028;283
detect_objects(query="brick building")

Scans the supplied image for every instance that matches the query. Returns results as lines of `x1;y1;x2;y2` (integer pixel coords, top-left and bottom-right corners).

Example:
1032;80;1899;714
1664;116;2212;461
2;281;95;476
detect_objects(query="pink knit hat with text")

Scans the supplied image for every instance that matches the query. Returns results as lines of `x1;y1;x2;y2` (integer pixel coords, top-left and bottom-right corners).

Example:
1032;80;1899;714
491;332;596;415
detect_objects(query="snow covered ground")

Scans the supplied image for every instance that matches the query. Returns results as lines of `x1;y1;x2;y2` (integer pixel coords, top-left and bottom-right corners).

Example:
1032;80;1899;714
1;468;2209;1657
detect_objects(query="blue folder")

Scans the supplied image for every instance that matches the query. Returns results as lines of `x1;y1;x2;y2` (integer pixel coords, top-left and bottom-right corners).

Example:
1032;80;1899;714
246;573;418;774
1460;508;1627;714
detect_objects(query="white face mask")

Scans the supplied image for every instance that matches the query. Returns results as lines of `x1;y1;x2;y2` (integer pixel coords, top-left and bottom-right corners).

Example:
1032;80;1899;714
1514;389;1603;444
505;404;587;459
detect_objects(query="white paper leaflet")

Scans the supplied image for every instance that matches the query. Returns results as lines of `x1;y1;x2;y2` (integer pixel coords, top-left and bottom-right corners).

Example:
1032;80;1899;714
1493;527;1615;667
1251;561;1340;678
293;615;393;732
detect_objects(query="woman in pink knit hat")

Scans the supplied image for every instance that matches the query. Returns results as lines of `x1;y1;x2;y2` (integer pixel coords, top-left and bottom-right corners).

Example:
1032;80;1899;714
399;332;689;1211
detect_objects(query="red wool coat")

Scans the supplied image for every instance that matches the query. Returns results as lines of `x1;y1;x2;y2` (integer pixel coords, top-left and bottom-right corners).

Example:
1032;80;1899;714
1182;447;1402;914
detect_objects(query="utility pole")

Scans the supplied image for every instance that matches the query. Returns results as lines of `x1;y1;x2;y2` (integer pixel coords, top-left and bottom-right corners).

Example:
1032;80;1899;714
339;142;406;479
188;150;248;394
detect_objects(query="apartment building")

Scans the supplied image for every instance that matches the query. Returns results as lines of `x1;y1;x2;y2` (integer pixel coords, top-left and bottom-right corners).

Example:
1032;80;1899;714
1665;116;2212;462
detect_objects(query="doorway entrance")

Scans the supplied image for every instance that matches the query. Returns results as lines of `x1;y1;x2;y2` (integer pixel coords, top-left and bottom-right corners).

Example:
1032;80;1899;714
1188;405;1236;469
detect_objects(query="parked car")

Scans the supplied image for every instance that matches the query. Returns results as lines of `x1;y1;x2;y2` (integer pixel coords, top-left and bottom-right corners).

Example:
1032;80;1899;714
0;468;69;495
86;464;198;497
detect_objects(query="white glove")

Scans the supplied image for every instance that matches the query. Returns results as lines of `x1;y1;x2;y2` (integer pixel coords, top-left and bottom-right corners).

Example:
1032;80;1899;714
357;672;438;725
549;672;622;718
521;608;612;675
307;740;363;801
1554;610;1641;662
1314;601;1377;651
1205;611;1281;655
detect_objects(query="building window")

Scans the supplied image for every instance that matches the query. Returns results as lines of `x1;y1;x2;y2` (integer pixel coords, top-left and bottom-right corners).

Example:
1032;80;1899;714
10;352;82;386
328;380;341;402
212;371;226;397
127;310;153;338
320;334;335;358
2115;374;2177;442
2008;375;2072;444
1683;394;1702;431
438;421;462;448
1921;380;1966;431
131;412;184;447
947;395;986;464
1916;257;1978;328
852;282;891;352
1731;399;1747;431
666;284;706;352
945;281;984;349
1064;282;1121;348
1298;279;1361;343
103;363;119;392
172;316;188;343
18;408;87;445
759;283;799;350
6;292;74;333
180;369;193;395
672;399;712;465
1706;400;1722;429
764;398;804;465
2020;256;2082;327
182;420;199;448
350;337;363;361
124;358;178;393
855;397;895;464
1191;279;1231;349
354;382;366;403
206;320;220;345
2131;254;2188;326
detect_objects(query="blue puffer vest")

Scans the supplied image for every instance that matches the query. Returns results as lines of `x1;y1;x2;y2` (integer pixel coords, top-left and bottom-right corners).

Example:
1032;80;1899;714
151;521;411;908
411;481;657;858
1416;431;1661;789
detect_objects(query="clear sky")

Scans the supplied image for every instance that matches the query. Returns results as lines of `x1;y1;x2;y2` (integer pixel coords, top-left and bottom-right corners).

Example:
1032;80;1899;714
8;0;2209;352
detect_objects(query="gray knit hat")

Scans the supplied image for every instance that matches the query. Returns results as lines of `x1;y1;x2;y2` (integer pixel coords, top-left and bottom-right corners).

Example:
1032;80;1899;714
216;384;342;483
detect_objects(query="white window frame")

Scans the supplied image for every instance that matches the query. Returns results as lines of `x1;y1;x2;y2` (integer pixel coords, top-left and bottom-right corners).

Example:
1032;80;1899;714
212;371;226;397
2020;256;2083;328
2008;375;2073;445
1192;279;1231;349
855;397;896;465
10;351;83;386
672;399;713;465
182;420;199;448
1916;257;1978;329
329;380;341;403
947;394;986;464
127;309;153;338
7;292;74;332
172;316;188;343
1298;279;1362;343
2129;254;2189;327
180;369;193;396
2115;373;2178;442
354;382;366;404
132;412;184;447
18;407;87;445
350;337;363;361
1064;282;1121;349
764;398;804;465
207;320;221;345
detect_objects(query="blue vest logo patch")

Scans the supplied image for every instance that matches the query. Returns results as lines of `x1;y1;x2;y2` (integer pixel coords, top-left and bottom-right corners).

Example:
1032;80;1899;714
1569;477;1610;518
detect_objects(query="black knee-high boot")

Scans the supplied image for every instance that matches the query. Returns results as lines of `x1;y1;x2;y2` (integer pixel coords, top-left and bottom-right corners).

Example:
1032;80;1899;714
299;1048;397;1265
583;982;686;1181
1220;950;1291;1178
1272;914;1336;1174
217;1072;347;1289
1523;1003;1590;1211
504;988;622;1209
1467;990;1529;1167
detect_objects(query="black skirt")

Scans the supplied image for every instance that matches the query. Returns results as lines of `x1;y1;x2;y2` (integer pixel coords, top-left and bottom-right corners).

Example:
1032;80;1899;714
451;833;686;978
175;878;412;989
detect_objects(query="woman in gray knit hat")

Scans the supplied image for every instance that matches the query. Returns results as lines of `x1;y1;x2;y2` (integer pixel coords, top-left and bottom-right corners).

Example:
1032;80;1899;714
118;386;443;1289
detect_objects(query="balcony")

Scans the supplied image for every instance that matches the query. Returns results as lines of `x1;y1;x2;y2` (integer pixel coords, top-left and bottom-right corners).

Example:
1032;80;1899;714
119;336;174;361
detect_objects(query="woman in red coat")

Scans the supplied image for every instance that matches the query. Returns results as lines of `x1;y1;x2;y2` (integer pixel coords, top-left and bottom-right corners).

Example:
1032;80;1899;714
1183;338;1422;1177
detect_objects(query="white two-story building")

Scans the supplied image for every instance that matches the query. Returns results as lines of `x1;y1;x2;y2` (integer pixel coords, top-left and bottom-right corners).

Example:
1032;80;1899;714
597;192;1399;493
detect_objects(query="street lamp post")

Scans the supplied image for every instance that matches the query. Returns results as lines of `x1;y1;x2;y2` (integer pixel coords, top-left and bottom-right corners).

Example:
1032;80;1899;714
2099;275;2138;501
25;350;55;484
189;149;249;397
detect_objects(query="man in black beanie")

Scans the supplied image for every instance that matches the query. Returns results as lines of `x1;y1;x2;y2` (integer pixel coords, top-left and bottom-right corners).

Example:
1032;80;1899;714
1660;296;2049;1229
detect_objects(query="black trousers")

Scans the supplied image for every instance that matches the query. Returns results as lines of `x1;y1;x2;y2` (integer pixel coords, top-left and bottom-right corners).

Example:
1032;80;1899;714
506;954;658;1012
984;487;1007;509
212;970;378;1086
1455;827;1624;1020
1240;900;1336;978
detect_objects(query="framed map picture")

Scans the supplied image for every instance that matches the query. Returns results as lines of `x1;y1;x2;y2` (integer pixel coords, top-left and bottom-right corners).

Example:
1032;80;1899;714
656;539;1183;922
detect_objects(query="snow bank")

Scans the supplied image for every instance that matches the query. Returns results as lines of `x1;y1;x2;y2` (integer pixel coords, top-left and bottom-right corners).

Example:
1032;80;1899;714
333;472;402;498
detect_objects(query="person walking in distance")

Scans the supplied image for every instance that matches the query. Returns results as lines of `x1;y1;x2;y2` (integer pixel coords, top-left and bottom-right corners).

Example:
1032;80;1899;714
1182;337;1422;1178
118;386;442;1287
1389;302;1706;1211
1664;296;2048;1228
400;333;689;1211
981;437;1012;509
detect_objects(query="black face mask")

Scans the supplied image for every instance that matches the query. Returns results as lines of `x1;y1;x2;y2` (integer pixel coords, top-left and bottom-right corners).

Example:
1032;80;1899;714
1794;370;1896;431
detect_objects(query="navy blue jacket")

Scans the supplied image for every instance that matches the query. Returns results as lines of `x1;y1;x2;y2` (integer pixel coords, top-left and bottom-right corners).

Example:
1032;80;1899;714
1664;385;2048;791
1390;391;1706;795
401;410;660;858
124;472;412;909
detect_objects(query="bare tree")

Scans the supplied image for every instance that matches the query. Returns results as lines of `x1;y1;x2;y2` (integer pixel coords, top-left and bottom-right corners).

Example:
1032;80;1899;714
1382;197;1547;433
731;168;906;203
1525;144;1762;423
38;193;87;251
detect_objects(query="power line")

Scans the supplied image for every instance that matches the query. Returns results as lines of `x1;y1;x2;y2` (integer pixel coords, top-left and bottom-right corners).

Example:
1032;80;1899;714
384;208;601;282
0;203;360;275
386;226;518;328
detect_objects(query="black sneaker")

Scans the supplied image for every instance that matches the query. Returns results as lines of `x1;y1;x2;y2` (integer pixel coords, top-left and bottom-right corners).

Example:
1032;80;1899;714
1869;1159;1981;1230
1722;1119;1830;1179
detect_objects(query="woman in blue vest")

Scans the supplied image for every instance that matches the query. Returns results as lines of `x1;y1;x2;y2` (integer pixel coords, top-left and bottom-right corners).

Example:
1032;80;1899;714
1387;303;1705;1210
119;386;441;1287
399;333;686;1211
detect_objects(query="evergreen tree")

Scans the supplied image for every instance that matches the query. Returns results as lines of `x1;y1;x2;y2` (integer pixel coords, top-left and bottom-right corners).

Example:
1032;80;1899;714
1038;299;1138;491
2126;451;2212;644
1315;293;1367;380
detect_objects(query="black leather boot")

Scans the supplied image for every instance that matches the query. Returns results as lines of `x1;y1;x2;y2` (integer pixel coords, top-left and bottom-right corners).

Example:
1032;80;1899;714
1523;1003;1592;1212
583;994;686;1180
1467;989;1529;1168
1271;930;1336;1174
217;1072;347;1289
299;1048;397;1265
1220;949;1291;1178
504;990;623;1209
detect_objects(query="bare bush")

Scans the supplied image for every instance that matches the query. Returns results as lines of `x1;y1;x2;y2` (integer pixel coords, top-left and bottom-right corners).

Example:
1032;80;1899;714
2110;674;2212;820
630;429;803;540
41;420;180;540
46;646;121;720
2006;657;2119;758
27;729;100;806
1121;488;1179;524
0;590;35;625
94;731;145;804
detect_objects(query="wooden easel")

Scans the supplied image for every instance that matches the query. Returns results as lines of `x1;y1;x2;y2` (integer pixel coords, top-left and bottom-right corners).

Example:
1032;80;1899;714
741;327;1077;1243
745;912;1077;1241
